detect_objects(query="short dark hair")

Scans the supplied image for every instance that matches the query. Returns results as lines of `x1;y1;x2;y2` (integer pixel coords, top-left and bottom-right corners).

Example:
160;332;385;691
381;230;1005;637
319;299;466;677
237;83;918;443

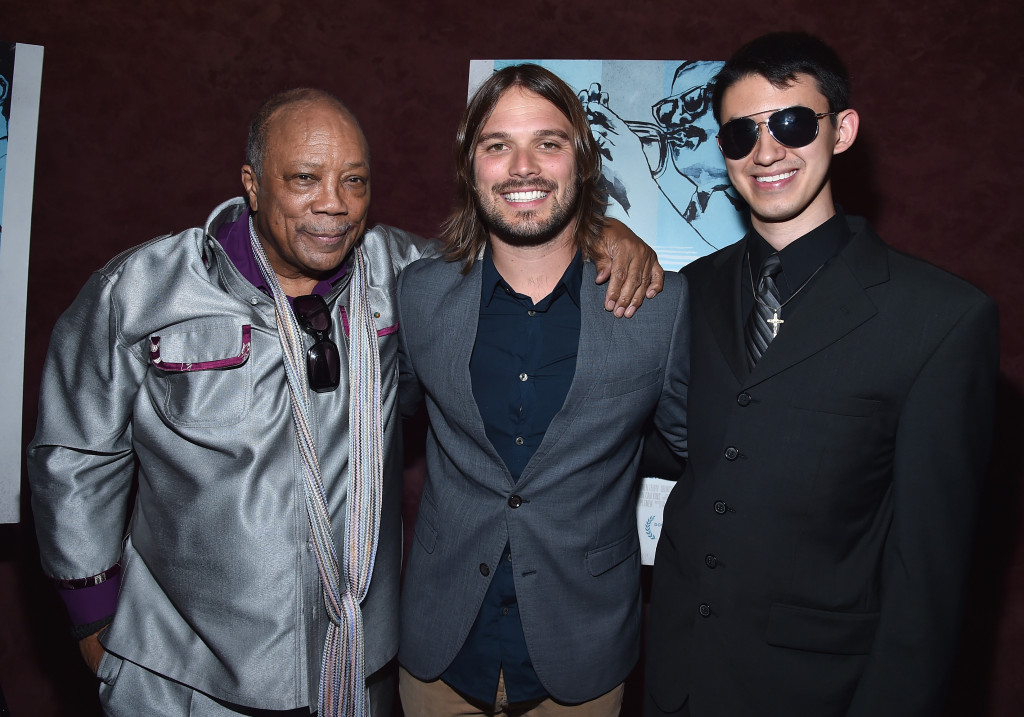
245;88;361;177
441;64;605;271
711;32;851;124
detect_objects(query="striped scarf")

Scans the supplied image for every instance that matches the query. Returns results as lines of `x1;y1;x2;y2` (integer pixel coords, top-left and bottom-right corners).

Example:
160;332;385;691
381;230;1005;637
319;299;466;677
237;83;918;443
249;218;384;716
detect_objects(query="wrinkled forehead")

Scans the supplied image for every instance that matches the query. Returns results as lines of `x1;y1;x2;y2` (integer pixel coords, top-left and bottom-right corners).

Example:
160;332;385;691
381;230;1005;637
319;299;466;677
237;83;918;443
267;100;369;158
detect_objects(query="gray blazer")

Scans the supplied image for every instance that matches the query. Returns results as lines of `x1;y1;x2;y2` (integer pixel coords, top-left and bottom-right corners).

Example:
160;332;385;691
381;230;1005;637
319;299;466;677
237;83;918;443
396;255;689;703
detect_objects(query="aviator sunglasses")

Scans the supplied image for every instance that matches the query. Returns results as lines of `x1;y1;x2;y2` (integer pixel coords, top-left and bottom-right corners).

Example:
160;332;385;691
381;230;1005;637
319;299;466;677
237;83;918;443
293;294;341;393
717;105;838;160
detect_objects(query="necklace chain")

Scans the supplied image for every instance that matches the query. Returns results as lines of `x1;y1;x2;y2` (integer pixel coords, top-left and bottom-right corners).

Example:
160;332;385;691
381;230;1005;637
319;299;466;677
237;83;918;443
747;253;826;317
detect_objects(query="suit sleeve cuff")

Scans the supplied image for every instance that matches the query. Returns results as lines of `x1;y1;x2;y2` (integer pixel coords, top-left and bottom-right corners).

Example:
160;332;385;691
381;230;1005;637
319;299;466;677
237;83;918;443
55;566;121;627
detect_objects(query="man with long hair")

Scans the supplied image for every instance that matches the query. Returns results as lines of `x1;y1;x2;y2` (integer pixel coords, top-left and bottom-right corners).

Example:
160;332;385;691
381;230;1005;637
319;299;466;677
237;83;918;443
396;64;690;716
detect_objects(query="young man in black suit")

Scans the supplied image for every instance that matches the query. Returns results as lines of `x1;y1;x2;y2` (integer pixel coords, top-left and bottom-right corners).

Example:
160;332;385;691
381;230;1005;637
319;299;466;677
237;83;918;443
645;31;999;717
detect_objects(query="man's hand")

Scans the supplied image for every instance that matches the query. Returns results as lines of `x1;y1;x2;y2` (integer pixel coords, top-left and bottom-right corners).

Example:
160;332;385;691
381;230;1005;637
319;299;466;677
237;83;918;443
79;628;107;675
593;217;664;317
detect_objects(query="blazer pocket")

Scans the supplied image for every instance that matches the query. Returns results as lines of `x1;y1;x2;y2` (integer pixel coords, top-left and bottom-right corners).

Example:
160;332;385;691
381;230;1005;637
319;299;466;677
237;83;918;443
585;532;640;576
149;320;253;428
96;648;123;686
765;602;879;655
595;367;664;399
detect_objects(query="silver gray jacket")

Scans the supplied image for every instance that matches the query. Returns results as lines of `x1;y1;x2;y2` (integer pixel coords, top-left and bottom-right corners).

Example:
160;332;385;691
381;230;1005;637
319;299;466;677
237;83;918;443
28;198;433;709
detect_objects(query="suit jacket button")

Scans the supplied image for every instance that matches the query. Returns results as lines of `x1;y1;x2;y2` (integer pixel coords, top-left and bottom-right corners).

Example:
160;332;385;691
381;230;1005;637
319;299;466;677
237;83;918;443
508;494;523;508
714;500;728;515
698;603;712;617
724;446;739;460
479;563;490;576
736;392;751;406
705;554;718;568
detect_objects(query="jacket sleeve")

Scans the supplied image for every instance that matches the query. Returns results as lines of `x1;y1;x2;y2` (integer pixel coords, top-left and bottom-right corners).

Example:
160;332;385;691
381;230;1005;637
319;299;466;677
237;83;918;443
27;269;149;622
374;224;442;277
651;273;690;461
846;294;999;716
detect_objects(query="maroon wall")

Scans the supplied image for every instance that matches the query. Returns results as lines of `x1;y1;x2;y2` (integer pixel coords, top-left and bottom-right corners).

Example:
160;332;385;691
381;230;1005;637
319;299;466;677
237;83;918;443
1;0;1021;714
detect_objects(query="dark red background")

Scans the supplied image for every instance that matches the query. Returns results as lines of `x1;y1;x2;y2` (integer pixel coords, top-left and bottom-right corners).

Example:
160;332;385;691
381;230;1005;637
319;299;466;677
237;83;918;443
1;0;1021;714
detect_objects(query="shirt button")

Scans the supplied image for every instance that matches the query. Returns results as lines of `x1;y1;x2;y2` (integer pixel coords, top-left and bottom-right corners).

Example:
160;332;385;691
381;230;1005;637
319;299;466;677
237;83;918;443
479;563;490;576
736;392;751;407
515;436;525;446
249;296;260;306
519;373;528;382
502;607;510;616
714;500;728;515
508;495;523;509
705;554;718;569
527;310;536;317
724;446;739;461
699;603;712;617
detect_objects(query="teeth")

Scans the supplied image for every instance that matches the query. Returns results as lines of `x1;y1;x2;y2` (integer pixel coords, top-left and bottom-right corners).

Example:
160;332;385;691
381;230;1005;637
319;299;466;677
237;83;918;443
504;190;548;202
756;170;796;183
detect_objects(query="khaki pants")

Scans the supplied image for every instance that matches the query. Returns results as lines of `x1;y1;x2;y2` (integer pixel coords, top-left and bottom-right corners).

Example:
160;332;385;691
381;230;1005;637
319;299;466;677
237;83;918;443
399;666;623;717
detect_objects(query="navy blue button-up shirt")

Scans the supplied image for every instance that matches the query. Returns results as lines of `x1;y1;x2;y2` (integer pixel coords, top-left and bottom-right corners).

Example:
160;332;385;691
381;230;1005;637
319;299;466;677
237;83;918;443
442;248;583;703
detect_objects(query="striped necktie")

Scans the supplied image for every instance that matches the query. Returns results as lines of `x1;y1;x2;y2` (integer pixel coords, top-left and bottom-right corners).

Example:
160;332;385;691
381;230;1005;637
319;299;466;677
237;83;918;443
744;252;783;369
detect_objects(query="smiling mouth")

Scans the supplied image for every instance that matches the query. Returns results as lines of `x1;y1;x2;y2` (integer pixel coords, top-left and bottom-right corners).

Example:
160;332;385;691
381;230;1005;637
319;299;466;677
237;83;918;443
503;190;549;203
756;170;796;183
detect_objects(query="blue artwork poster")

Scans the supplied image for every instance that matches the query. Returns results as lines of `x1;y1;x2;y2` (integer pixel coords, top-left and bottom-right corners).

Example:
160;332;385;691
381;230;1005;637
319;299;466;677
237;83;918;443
0;42;43;523
469;60;749;272
0;43;12;245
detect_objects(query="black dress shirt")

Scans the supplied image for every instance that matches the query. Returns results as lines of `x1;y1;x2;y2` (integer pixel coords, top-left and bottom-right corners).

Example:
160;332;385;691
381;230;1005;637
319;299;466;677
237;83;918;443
442;248;583;704
741;207;852;321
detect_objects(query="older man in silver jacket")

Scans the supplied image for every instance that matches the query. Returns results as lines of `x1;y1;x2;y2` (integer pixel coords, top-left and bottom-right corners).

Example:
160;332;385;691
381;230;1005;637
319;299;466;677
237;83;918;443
28;88;660;716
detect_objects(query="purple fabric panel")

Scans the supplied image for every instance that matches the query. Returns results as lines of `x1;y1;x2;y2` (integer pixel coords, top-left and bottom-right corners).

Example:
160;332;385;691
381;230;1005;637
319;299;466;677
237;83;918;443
58;573;121;627
150;325;252;371
338;305;398;338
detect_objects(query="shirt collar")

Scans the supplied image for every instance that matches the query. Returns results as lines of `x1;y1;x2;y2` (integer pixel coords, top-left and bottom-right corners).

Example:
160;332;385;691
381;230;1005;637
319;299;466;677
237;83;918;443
480;245;584;309
747;205;851;293
216;208;350;298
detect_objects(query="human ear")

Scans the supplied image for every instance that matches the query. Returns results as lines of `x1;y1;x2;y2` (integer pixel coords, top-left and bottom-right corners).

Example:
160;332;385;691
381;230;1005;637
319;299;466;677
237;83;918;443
240;165;260;212
832;109;860;156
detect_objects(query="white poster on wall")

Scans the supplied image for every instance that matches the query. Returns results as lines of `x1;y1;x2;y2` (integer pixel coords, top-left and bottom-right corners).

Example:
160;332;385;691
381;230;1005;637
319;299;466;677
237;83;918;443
469;60;746;561
0;42;44;523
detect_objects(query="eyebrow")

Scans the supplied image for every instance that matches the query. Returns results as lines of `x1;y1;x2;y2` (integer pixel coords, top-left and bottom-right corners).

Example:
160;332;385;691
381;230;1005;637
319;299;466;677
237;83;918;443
477;129;572;144
288;159;369;171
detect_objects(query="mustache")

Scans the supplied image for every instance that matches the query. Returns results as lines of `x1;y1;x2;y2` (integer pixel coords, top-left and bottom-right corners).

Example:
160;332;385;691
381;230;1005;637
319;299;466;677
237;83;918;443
297;223;354;236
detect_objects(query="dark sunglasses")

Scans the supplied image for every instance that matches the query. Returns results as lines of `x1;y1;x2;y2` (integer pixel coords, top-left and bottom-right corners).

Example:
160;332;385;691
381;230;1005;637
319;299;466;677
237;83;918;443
293;294;341;393
651;83;712;127
717;106;837;160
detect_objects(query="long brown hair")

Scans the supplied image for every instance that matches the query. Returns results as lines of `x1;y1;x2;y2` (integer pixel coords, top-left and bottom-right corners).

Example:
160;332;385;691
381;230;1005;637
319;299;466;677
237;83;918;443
441;64;605;271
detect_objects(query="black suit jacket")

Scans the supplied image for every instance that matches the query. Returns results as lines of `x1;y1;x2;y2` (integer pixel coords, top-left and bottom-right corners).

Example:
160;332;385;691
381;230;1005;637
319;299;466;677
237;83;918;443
645;216;999;717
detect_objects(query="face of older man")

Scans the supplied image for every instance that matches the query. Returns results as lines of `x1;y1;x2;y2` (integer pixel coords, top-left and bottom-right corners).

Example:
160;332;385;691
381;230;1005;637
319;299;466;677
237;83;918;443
241;99;370;296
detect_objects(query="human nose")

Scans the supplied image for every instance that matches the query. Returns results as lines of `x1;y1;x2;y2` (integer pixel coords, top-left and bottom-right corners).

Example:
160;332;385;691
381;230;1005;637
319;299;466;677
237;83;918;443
311;179;349;214
509;147;542;177
751;120;786;166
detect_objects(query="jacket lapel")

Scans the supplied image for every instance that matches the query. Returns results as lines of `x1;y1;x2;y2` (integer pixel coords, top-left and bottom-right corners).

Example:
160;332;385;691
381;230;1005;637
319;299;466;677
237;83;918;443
698;241;749;383
439;260;500;458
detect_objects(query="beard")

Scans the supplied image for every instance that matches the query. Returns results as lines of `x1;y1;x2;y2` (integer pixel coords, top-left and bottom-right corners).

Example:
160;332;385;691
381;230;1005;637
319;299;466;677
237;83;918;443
475;178;580;247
